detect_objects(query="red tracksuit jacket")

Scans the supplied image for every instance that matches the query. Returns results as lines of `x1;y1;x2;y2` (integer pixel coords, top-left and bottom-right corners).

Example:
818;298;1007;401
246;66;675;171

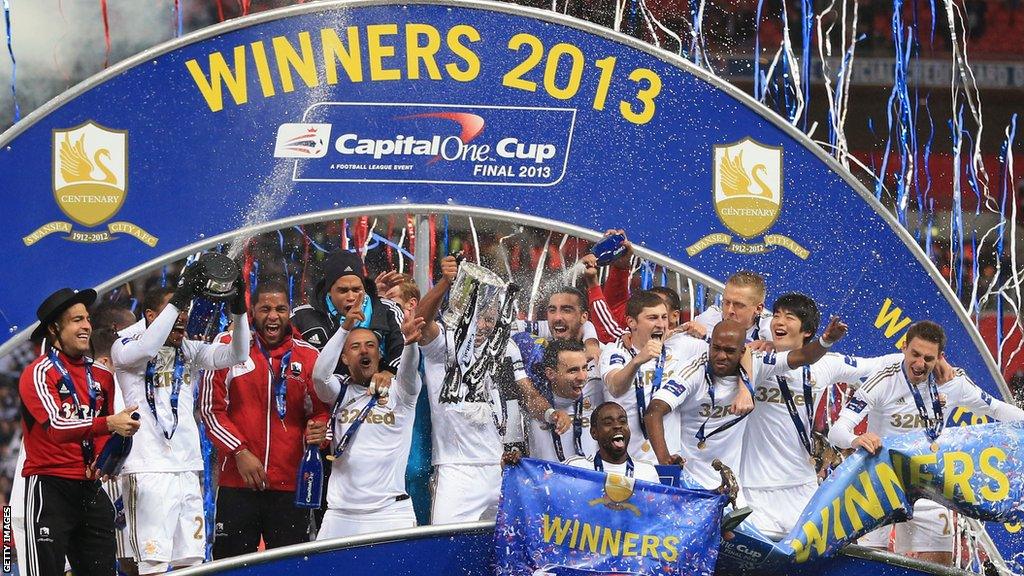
200;332;329;491
19;350;115;479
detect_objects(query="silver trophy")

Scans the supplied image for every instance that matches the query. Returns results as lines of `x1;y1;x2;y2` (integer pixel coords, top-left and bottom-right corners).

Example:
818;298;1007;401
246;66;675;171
442;261;508;327
196;252;241;301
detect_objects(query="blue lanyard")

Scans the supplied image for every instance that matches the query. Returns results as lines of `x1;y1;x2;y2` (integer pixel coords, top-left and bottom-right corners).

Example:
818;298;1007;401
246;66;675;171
327;378;379;460
903;365;944;442
695;361;752;448
776;365;814;456
145;347;186;440
47;349;99;465
631;342;666;440
594;454;634;477
255;338;291;421
549;397;585;462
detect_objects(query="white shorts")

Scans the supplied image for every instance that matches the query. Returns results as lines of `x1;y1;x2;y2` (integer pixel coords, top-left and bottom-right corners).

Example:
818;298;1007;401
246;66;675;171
743;481;818;535
317;498;416;540
123;471;206;573
102;478;131;559
430;464;501;524
858;500;954;553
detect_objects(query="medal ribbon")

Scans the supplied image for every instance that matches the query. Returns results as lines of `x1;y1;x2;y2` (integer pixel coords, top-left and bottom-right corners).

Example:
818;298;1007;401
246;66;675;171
594;454;635;478
550;397;585;462
776;365;814;456
255;338;291;421
329;378;380;460
695;362;753;447
144;347;186;440
47;349;98;465
631;342;667;439
903;365;944;442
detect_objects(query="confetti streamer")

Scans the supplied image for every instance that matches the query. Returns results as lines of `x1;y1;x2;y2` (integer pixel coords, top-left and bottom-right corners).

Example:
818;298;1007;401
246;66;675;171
2;0;18;121
99;0;111;69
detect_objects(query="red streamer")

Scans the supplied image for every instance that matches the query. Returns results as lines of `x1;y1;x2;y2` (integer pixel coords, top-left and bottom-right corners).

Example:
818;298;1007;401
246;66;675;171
99;0;111;68
385;216;395;269
428;215;437;282
353;216;369;263
215;0;225;22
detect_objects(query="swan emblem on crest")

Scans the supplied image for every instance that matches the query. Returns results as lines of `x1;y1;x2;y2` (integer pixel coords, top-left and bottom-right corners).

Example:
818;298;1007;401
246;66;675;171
59;134;118;186
718;150;773;199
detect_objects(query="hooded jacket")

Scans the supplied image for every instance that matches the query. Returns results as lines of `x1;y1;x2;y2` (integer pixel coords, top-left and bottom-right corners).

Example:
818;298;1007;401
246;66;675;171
290;250;404;375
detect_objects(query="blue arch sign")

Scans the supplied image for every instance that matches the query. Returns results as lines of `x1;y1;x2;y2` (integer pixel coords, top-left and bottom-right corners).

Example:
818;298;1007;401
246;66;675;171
0;1;1002;398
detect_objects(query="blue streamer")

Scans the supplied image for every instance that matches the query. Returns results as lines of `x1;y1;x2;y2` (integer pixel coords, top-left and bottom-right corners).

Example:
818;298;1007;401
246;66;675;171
2;0;19;121
293;225;331;253
195;380;215;560
372;232;414;261
175;0;184;38
442;215;450;255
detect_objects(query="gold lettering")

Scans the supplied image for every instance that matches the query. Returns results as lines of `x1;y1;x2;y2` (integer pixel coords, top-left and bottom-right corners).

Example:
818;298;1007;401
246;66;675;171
185;46;248;112
640;534;660;559
366;24;401;81
874;298;912;346
600;527;621;556
541;514;571;545
622;532;640;557
980;447;1010;502
844;471;884;531
578;522;600;553
272;32;319;92
874;462;907;509
661;536;679;562
249;41;276;97
942;451;977;503
445;25;480;81
321;27;364;84
405;23;442;80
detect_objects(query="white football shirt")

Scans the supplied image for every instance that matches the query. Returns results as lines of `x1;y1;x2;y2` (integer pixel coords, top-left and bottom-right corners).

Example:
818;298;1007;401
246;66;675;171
316;343;420;511
564;455;662;484
527;370;603;462
652;350;791;489
112;307;249;474
599;340;684;464
693;306;772;342
741;352;902;489
420;329;527;466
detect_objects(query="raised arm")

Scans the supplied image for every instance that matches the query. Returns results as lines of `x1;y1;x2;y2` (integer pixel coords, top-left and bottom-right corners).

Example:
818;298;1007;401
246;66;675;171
784;316;848;369
111;304;179;368
602;338;661;398
416;255;457;345
395;314;425;399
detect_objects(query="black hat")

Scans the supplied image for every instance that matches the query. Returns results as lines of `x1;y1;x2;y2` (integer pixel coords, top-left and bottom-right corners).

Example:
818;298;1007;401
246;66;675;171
31;288;97;341
321;250;373;295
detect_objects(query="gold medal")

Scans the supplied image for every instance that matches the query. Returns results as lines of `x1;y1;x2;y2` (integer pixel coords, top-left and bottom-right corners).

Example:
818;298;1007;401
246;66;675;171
325;454;336;462
697;440;706;450
930;442;939;453
641;440;652;452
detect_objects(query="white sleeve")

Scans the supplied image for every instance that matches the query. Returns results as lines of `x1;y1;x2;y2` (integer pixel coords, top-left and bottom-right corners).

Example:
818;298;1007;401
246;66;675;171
110;305;180;368
312;327;350;388
582;321;599;342
945;374;1024;422
831;353;903;388
505;341;528;381
693;307;721;335
188;314;251;370
651;369;698;411
758;349;792;380
395;343;421;403
315;373;343;404
829;378;883;448
599;346;628;379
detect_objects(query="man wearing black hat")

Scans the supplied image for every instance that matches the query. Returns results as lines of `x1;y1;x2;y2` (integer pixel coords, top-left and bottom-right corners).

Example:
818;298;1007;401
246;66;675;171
19;288;142;576
291;250;404;383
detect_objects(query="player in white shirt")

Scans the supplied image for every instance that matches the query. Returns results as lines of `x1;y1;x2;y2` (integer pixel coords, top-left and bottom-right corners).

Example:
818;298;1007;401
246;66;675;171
602;292;748;464
645;317;847;491
562;402;661;483
829;320;1024;566
681;271;772;344
741;293;901;534
111;272;250;575
503;401;661;483
311;308;423;539
415;256;566;524
526;339;601;462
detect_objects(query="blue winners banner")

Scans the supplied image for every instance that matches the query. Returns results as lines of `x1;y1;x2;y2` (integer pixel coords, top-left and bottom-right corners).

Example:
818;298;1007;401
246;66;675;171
784;422;1024;563
495;458;727;576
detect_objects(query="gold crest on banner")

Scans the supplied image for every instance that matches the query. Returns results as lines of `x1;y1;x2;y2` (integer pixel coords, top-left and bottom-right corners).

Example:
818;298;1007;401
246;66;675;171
22;121;157;247
686;137;809;259
588;473;641;516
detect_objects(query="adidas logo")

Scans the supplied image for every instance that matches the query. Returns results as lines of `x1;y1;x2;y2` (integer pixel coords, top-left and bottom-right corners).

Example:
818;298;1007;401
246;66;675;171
309;335;322;345
58;383;71;395
343;265;354;272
